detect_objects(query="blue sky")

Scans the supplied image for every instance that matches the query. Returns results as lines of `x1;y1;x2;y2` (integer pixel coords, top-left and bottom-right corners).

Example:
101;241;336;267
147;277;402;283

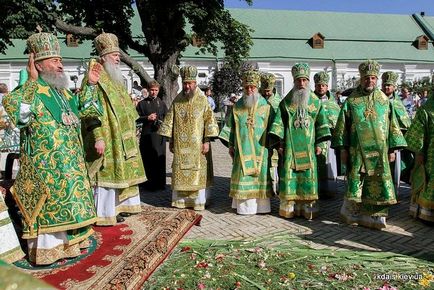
224;0;434;15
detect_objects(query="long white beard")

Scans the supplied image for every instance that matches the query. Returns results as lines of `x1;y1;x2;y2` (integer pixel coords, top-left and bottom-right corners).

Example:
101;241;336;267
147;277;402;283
291;88;310;109
103;61;124;85
243;92;260;108
40;71;69;90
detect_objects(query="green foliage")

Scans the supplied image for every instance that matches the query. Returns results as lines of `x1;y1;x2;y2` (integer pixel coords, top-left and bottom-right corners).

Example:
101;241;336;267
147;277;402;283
211;62;258;110
0;0;253;67
58;0;134;47
400;77;434;96
211;65;242;98
182;0;254;67
0;0;254;102
144;235;434;290
0;0;57;52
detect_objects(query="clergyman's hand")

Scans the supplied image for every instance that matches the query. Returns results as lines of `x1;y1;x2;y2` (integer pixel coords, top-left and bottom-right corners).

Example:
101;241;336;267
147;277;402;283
148;113;157;121
95;140;105;155
27;53;38;81
88;62;102;85
202;142;210;155
315;146;322;155
0;186;6;198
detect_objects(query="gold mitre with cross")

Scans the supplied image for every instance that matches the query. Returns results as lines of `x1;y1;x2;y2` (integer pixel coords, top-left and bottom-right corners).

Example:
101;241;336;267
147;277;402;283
94;32;120;57
314;71;330;85
180;66;198;82
381;71;399;86
242;70;260;87
359;60;380;78
27;32;61;61
260;72;276;90
291;63;310;80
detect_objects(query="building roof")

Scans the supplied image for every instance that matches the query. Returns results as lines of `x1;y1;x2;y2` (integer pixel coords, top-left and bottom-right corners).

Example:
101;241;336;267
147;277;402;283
192;9;434;63
233;9;421;41
2;9;434;63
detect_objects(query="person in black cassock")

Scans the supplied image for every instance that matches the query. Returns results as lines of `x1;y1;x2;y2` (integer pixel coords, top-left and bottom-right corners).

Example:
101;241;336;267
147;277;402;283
136;80;168;191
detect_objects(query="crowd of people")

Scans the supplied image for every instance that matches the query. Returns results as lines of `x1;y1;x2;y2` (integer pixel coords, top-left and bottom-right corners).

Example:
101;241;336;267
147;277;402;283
0;31;432;268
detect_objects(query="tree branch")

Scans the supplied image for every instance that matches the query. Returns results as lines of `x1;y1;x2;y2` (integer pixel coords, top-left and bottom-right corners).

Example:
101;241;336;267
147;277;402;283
55;19;152;85
120;49;152;84
55;19;97;37
125;38;148;54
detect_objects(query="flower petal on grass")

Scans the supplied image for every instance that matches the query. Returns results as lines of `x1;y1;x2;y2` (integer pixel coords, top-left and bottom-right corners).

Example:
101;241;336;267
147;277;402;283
257;260;266;269
195;261;209;269
181;246;191;252
215;253;225;262
233;272;267;290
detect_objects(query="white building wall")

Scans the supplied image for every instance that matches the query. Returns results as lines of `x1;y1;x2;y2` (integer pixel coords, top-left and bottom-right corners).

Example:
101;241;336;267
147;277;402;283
1;59;434;96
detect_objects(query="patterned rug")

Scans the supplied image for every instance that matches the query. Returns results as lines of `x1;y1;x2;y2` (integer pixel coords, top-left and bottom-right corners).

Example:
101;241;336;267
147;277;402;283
14;206;202;290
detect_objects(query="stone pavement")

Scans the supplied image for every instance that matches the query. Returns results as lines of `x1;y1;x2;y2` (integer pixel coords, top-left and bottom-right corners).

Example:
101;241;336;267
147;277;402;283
140;141;434;259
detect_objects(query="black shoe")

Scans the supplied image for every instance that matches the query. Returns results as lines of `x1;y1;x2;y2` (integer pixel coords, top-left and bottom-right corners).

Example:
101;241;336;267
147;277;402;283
119;212;131;217
116;215;125;223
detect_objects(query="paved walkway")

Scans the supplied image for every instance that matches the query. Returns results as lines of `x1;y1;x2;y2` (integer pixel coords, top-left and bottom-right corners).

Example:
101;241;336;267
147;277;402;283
140;141;434;259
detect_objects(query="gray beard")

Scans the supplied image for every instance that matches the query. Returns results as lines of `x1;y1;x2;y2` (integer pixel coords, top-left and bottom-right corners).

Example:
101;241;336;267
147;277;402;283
103;61;124;85
243;92;260;108
291;88;310;109
40;71;69;91
364;86;375;94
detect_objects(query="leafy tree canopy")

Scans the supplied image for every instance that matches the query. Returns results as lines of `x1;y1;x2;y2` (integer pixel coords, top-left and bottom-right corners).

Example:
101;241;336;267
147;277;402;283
211;61;258;110
0;0;253;103
402;76;434;95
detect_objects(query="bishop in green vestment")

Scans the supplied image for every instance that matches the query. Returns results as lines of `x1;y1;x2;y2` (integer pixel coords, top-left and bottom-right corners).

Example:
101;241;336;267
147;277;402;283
3;33;101;265
260;72;281;194
332;60;407;230
313;72;341;198
158;66;219;210
82;33;146;226
406;98;434;222
270;63;331;220
219;70;275;215
381;71;412;190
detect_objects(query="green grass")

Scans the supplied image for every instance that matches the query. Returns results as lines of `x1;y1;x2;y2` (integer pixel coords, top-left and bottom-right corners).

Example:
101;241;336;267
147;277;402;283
143;234;434;290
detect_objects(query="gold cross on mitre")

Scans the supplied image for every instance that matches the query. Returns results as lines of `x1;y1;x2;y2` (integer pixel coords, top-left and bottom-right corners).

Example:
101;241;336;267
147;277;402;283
36;25;43;33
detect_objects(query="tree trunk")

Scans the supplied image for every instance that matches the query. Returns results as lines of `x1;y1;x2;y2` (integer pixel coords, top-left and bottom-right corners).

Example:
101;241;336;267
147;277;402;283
152;51;180;107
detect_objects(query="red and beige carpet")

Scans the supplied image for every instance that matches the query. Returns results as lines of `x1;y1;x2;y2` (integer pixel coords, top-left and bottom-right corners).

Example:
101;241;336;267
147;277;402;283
14;206;202;290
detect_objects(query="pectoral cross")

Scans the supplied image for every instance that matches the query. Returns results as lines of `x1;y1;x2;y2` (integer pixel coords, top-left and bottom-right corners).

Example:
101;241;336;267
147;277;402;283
246;115;255;129
364;108;376;119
